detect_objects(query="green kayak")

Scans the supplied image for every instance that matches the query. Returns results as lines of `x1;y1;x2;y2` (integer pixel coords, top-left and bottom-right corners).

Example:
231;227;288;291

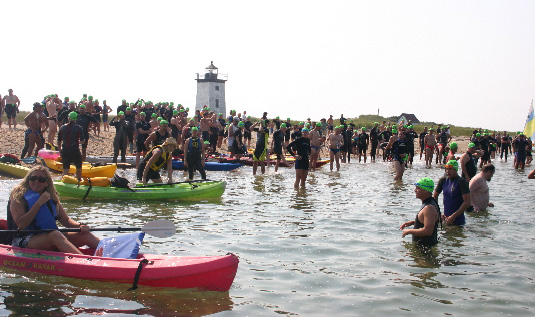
53;180;226;200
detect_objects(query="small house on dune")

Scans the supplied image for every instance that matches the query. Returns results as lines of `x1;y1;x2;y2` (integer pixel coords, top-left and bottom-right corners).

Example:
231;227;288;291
397;113;420;125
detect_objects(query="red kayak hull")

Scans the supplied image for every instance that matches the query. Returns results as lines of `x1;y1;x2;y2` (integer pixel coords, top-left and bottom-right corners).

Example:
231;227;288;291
0;244;238;292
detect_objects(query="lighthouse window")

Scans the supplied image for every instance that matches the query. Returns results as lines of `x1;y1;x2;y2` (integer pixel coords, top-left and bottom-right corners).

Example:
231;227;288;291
215;86;220;91
215;99;219;108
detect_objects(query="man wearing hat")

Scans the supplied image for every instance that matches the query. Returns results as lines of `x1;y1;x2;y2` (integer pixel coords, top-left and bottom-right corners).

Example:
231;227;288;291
57;111;84;180
433;160;471;226
137;137;176;185
400;177;441;246
460;142;482;182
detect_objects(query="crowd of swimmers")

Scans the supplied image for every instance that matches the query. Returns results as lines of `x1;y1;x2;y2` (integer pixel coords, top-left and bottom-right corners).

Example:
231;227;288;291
2;89;535;252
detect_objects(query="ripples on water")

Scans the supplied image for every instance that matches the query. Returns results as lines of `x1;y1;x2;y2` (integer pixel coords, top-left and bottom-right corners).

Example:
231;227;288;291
0;158;534;315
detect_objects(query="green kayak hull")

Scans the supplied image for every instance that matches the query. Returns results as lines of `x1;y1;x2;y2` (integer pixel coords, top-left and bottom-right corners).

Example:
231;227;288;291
53;180;226;200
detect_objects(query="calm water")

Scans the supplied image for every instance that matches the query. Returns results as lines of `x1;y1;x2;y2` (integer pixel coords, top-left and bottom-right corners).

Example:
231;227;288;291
0;157;533;316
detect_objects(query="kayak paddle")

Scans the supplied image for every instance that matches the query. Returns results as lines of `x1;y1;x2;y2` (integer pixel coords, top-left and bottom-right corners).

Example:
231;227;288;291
0;219;176;238
20;156;37;164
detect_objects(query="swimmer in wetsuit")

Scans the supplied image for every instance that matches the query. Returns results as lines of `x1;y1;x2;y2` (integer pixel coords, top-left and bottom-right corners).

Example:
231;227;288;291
271;123;289;172
287;128;311;189
386;129;407;180
433;160;471;226
400;177;441;247
252;119;270;175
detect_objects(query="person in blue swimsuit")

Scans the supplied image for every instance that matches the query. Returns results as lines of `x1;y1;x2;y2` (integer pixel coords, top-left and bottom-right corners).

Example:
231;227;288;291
328;126;344;172
433;160;471;226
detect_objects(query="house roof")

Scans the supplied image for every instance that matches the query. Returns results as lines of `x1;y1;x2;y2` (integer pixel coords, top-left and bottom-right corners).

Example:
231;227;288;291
399;113;420;123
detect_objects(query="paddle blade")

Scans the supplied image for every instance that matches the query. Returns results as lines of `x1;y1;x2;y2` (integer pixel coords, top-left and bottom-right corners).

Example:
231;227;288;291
21;156;37;164
142;219;176;238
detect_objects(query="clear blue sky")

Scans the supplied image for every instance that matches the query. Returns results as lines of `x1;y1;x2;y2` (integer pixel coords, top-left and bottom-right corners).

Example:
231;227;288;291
3;0;534;131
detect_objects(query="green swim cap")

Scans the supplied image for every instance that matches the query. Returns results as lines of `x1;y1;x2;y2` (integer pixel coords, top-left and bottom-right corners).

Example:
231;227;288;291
299;122;304;125
170;102;174;106
483;132;488;136
160;120;169;125
414;177;434;193
204;140;210;144
88;96;93;100
118;111;125;116
151;113;157;118
281;123;287;128
191;127;198;131
468;142;476;148
79;104;86;109
449;142;458;149
392;128;398;134
140;112;146;117
276;116;280;119
361;127;366;131
476;133;481;137
180;109;185;112
173;110;179;115
126;107;132;111
403;125;408;128
157;117;163;121
238;121;245;127
374;122;379;125
316;122;322;127
186;107;190;111
68;112;78;121
408;125;413;129
445;159;459;171
302;128;309;132
287;118;290;121
484;129;488;133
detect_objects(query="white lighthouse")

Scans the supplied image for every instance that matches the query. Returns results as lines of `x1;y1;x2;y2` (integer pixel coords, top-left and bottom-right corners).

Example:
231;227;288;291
195;61;227;115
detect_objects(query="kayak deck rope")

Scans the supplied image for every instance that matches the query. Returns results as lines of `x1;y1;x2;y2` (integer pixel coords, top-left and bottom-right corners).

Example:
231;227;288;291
128;259;154;291
82;178;92;200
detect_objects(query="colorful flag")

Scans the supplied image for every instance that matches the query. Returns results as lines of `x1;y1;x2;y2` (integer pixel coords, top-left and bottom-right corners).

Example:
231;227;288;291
524;99;535;140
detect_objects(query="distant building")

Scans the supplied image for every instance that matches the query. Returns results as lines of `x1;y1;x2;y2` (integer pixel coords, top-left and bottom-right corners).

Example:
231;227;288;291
195;61;227;115
397;113;420;125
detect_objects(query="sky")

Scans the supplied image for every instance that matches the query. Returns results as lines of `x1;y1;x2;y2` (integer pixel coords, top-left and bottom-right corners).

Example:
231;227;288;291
2;0;534;132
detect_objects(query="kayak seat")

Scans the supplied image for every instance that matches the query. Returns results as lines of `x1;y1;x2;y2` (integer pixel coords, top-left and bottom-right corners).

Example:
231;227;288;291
94;232;145;259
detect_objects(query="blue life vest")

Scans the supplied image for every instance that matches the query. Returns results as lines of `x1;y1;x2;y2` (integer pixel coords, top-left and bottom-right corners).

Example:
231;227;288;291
23;190;58;230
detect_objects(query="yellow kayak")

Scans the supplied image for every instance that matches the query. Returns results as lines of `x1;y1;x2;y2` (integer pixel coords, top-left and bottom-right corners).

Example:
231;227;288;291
42;158;117;178
0;162;31;179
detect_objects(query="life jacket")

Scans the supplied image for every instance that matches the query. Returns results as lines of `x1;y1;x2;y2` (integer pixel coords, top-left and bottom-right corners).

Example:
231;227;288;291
22;190;59;230
143;145;172;171
187;137;202;157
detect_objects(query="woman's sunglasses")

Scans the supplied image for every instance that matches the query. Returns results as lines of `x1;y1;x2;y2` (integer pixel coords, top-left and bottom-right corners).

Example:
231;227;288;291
29;176;48;183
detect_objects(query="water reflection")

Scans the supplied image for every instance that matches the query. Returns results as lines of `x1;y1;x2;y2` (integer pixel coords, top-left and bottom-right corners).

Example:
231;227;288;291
400;241;441;269
0;277;233;316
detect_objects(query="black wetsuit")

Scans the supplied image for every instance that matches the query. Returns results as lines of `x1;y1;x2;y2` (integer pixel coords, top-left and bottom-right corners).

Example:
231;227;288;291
286;137;311;170
136;120;151;153
405;130;418;163
357;132;369;155
76;113;98;149
370;127;379;160
413;197;441;246
462;151;478;180
392;138;407;162
186;137;206;180
272;130;285;159
153;130;170;148
57;122;84;169
109;117;129;163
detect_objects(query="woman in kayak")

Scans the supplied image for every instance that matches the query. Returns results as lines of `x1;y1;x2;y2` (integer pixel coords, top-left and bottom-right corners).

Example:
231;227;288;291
7;166;99;254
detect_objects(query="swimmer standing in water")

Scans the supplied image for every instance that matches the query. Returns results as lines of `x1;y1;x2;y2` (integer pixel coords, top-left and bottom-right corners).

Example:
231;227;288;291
328;126;344;172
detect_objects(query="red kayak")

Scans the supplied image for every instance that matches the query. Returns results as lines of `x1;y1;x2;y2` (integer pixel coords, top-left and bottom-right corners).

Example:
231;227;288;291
0;243;238;291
